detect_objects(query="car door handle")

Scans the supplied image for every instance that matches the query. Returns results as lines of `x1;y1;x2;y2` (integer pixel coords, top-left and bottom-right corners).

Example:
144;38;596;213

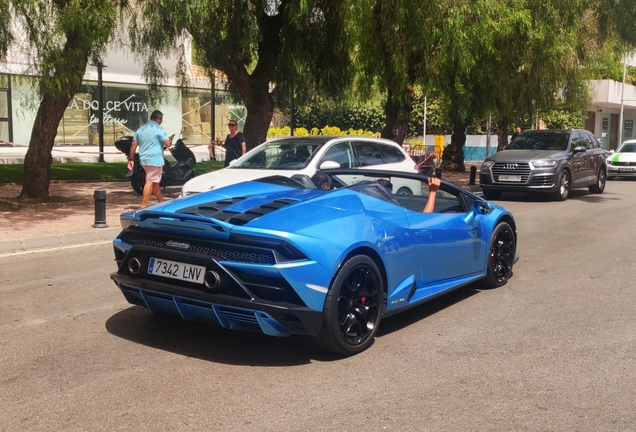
415;230;432;239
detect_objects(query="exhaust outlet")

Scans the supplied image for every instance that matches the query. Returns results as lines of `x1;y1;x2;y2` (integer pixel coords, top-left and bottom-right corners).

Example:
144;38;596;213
128;258;142;274
204;271;221;289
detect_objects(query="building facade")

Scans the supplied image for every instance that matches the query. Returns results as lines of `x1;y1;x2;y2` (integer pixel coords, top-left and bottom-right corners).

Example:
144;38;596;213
0;40;241;149
586;79;636;151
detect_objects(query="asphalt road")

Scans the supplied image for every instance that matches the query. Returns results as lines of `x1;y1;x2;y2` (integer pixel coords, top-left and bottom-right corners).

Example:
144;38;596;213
1;180;635;431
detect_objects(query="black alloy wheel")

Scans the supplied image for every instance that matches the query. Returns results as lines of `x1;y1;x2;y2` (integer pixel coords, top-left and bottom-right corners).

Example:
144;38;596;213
483;222;516;288
588;167;606;194
310;255;384;356
552;170;570;201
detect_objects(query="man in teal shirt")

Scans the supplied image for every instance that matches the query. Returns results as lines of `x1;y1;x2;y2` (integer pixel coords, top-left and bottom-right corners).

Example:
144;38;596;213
128;110;173;207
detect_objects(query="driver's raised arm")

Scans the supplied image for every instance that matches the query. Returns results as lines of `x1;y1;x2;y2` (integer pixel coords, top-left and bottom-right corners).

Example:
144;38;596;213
423;177;441;213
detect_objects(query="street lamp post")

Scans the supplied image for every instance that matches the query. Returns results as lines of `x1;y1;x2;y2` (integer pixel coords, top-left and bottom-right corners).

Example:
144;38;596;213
92;60;105;163
618;56;627;150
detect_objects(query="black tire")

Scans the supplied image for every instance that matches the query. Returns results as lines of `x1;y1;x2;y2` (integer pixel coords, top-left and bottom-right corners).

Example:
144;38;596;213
396;186;413;195
131;171;146;195
552;170;570;201
482;222;516;288
483;189;502;200
588;167;606;194
310;255;384;356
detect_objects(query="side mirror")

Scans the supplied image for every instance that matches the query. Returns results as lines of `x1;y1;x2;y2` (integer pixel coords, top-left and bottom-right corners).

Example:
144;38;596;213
573;145;587;153
474;199;493;215
610;150;615;154
464;200;492;224
319;160;341;170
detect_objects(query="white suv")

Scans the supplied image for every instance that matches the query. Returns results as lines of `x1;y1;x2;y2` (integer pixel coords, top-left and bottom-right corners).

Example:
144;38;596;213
182;136;419;196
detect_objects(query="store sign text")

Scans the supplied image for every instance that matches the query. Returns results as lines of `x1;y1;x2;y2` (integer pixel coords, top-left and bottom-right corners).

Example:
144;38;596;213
69;94;148;127
69;99;149;112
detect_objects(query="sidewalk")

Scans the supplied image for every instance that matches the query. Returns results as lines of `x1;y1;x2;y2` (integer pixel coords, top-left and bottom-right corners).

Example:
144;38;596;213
0;166;482;254
0;143;214;164
0;181;182;254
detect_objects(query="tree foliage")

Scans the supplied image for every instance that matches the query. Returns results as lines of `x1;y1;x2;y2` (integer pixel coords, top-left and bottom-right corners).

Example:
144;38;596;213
429;0;611;169
1;0;127;200
349;0;446;144
596;0;636;48
130;0;354;150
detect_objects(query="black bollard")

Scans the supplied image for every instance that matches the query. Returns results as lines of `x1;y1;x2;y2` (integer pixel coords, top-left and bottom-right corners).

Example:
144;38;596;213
469;165;477;185
435;167;443;179
92;189;109;228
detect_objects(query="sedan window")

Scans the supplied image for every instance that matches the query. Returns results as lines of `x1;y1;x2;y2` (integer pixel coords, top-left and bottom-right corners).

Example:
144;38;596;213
233;139;324;170
570;133;583;152
320;142;354;168
586;133;600;149
353;142;384;166
379;143;406;163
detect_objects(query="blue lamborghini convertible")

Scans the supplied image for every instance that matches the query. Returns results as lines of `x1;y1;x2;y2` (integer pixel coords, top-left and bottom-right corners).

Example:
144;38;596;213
110;169;518;355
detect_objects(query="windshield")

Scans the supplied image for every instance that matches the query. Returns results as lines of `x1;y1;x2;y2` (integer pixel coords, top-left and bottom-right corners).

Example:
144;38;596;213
230;138;328;169
617;143;636;153
506;131;569;151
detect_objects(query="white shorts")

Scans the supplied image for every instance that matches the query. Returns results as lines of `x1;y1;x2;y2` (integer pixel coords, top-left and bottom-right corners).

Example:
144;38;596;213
143;165;163;183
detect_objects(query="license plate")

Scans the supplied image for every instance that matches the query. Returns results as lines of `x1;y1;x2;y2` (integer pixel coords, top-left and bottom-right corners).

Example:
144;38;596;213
618;168;635;172
498;175;521;182
148;257;206;284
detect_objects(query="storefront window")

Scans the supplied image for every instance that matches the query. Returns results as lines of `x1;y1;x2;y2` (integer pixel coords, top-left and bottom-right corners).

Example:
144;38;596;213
181;89;241;144
55;83;151;145
53;81;244;147
182;90;212;145
0;74;10;143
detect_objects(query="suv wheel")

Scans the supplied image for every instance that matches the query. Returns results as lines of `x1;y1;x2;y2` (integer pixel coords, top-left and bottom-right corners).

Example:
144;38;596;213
588;167;606;194
552;170;570;201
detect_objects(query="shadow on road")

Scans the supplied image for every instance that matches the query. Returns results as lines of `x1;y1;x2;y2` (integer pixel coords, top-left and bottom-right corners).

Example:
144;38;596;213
105;306;329;365
377;284;479;337
105;281;490;365
492;188;622;204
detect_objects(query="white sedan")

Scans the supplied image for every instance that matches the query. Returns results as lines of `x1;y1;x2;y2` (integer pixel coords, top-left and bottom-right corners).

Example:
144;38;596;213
607;140;636;179
182;136;420;196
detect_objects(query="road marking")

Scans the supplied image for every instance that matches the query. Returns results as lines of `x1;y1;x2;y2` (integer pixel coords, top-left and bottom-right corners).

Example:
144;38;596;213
0;240;111;258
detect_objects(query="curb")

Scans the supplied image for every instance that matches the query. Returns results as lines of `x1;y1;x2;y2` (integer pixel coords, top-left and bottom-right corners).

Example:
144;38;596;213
0;226;122;254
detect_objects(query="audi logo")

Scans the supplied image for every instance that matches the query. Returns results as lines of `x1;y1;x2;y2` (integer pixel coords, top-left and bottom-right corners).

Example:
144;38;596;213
504;163;518;170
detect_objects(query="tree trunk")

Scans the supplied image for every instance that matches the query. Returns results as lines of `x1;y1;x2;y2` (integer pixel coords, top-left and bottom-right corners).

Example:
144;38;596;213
441;117;470;172
497;116;510;151
242;83;275;150
20;94;73;200
381;85;414;145
214;13;282;151
20;32;89;201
